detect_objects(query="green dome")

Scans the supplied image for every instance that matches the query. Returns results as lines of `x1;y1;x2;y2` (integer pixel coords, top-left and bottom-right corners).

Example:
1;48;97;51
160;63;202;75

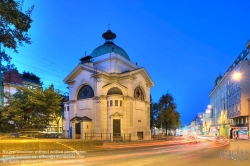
91;29;130;61
91;42;130;61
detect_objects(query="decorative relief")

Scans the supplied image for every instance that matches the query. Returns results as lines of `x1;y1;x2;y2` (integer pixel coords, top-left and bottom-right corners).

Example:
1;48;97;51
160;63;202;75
81;79;86;84
110;112;123;117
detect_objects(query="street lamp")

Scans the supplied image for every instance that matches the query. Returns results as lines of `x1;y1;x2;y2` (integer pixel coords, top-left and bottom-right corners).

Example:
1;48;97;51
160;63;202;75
232;72;242;81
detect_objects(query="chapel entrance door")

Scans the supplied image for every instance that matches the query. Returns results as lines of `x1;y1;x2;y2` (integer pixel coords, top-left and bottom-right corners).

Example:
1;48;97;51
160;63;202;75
113;119;121;137
75;122;81;139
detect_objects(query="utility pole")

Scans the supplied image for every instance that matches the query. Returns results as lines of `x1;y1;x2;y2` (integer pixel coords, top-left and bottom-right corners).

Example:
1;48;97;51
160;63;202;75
0;44;2;106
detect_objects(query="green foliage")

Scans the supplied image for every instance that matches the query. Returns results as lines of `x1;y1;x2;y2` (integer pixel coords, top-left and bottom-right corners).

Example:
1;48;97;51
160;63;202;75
0;0;34;72
2;61;16;71
22;71;43;85
0;85;63;132
150;95;158;128
156;92;181;134
0;0;34;52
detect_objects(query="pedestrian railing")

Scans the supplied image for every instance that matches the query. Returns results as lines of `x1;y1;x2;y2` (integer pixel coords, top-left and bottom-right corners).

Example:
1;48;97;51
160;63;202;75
83;133;131;142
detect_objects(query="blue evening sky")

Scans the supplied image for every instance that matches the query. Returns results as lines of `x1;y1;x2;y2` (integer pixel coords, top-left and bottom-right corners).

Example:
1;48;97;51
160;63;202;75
6;0;250;126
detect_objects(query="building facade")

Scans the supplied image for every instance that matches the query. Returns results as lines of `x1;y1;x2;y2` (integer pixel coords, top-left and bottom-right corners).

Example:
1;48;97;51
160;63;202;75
209;40;250;139
209;74;230;137
63;29;154;141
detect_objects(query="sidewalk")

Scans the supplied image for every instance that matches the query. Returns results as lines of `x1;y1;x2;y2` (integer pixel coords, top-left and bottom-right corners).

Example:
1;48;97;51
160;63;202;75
102;136;185;145
230;138;250;143
103;139;165;145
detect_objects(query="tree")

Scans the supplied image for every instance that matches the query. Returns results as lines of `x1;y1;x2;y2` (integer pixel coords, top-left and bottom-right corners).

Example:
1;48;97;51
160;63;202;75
0;0;34;106
0;0;34;52
157;92;181;136
150;95;157;129
0;85;63;132
22;71;43;85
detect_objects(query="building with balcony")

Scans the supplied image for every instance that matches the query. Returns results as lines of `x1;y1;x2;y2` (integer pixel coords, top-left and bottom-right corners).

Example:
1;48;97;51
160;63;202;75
63;29;154;141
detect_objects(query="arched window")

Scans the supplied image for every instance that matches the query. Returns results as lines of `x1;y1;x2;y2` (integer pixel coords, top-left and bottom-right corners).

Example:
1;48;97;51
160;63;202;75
134;87;144;101
107;87;123;95
77;85;94;100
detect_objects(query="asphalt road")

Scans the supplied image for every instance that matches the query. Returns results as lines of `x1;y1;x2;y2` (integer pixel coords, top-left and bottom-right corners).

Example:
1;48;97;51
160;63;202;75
1;138;250;166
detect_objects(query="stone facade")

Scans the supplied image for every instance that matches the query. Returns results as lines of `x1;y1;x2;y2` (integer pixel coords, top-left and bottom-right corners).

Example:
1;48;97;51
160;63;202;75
63;30;154;141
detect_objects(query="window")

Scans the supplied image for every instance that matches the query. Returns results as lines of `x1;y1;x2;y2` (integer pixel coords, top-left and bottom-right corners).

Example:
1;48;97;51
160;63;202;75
134;87;144;101
246;117;248;124
120;101;122;107
107;101;109;107
77;85;94;100
115;100;118;106
67;105;69;111
110;100;113;107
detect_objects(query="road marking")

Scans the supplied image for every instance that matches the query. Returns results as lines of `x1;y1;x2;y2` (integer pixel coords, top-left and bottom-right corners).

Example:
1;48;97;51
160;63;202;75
131;162;153;166
204;149;210;152
177;154;196;158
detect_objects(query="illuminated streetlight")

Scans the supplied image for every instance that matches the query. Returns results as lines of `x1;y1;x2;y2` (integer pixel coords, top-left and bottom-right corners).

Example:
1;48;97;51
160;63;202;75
232;72;242;81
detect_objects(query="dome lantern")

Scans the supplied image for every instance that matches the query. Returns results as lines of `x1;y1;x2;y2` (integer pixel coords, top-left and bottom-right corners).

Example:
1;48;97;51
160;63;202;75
102;29;116;43
91;29;130;61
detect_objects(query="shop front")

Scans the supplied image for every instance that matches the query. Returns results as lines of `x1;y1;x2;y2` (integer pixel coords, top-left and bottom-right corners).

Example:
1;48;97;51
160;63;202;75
219;124;230;138
209;126;219;136
230;127;249;140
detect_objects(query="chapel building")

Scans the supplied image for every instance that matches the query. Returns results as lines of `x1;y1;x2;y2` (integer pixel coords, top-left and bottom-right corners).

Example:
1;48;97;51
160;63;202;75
63;29;154;141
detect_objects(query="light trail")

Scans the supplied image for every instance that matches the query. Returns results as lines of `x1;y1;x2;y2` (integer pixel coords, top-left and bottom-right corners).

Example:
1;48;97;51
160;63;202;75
131;162;153;166
177;154;196;158
85;142;217;163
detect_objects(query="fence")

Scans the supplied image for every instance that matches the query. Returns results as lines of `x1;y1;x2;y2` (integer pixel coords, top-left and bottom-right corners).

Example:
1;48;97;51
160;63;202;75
83;133;131;142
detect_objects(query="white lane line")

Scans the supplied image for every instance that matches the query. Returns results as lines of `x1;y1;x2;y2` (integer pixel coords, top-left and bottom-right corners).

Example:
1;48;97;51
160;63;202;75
131;162;153;166
204;149;210;152
177;154;196;158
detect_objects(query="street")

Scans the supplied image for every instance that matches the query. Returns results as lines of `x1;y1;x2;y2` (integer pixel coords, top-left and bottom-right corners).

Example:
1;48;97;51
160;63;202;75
83;138;246;166
1;138;250;166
